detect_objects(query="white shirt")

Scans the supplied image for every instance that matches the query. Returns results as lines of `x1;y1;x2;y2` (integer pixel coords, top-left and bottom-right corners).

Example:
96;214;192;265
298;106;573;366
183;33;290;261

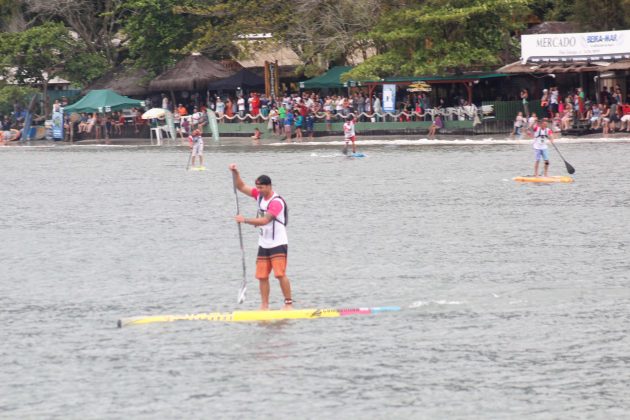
343;121;355;138
255;191;288;248
533;126;551;150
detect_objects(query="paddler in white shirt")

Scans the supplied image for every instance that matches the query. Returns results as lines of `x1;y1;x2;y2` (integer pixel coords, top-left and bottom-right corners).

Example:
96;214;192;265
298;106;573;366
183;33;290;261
229;164;293;310
530;119;554;177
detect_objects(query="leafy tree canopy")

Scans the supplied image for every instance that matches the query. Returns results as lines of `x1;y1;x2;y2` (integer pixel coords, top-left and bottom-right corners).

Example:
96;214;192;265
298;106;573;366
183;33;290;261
0;22;108;112
176;0;290;58
344;0;533;81
121;0;205;73
0;85;38;115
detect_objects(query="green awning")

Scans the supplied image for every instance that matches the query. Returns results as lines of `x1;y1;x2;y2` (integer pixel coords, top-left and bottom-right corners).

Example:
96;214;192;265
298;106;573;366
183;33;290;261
64;89;144;113
299;66;354;89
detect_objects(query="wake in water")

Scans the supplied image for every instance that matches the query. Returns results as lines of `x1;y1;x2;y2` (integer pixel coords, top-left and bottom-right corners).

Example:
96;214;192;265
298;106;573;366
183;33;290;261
408;300;465;308
269;136;630;147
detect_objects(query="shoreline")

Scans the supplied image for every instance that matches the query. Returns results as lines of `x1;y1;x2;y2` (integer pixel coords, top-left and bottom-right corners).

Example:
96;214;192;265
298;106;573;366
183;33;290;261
3;131;630;148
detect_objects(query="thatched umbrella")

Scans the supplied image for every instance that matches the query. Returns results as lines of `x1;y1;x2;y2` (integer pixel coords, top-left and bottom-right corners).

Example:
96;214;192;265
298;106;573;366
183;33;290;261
149;53;235;92
87;66;150;97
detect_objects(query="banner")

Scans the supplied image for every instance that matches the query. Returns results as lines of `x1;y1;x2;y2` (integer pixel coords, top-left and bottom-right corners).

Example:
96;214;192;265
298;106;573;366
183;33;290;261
382;84;396;113
51;106;64;141
206;109;220;142
21;94;37;141
521;30;630;63
265;60;280;99
164;110;176;140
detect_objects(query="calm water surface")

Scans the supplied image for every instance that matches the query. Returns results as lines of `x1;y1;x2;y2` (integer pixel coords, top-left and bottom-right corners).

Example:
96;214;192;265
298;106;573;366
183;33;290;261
1;140;629;419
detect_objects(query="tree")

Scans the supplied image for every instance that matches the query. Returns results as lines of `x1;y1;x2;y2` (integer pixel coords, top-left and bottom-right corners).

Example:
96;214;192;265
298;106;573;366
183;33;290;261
176;0;290;59
344;0;533;81
0;22;108;114
0;85;38;116
121;0;205;72
283;0;387;75
0;0;29;32
23;0;127;66
570;0;629;31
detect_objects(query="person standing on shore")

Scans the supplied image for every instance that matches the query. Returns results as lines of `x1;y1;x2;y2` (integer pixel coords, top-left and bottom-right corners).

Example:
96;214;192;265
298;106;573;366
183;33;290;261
520;89;530;118
229;164;293;310
294;111;303;142
529;119;554;177
511;111;524;138
283;108;294;141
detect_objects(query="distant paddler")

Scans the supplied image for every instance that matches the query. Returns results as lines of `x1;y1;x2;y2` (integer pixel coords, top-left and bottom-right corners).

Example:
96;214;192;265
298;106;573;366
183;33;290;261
229;164;293;310
188;129;204;168
528;118;554;177
343;115;357;155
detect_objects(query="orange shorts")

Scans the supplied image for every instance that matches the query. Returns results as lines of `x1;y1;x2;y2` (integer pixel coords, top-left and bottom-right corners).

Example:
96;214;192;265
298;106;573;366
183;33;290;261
255;245;288;279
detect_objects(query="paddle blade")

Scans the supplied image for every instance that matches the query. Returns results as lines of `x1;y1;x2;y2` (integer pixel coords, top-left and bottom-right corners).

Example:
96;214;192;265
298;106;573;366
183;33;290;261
565;161;575;174
237;283;247;304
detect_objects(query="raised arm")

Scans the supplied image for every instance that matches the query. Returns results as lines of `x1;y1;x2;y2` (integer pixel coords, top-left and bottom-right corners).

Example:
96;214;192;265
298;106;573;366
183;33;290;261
229;163;254;196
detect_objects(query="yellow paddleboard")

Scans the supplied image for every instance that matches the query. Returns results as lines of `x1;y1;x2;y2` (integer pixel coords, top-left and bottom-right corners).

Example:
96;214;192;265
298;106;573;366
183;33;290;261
513;176;573;183
189;166;206;171
117;306;400;327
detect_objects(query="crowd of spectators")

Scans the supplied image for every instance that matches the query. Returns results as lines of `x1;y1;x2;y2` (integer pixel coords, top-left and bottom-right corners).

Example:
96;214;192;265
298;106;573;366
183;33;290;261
159;90;482;140
517;84;630;135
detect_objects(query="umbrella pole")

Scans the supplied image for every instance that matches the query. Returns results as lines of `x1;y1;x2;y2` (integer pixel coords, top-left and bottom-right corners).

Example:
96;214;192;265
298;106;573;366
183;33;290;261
170;90;176;113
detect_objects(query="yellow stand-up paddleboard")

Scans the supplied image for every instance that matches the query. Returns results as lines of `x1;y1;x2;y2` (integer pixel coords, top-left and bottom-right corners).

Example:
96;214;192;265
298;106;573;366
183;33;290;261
513;175;573;183
189;166;206;171
117;306;400;327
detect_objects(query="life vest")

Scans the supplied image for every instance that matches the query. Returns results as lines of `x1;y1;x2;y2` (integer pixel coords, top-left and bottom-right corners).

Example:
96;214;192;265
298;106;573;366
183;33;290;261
257;193;288;242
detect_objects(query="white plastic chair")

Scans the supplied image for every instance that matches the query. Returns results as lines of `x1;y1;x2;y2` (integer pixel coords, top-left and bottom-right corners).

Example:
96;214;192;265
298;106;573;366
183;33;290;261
150;127;162;145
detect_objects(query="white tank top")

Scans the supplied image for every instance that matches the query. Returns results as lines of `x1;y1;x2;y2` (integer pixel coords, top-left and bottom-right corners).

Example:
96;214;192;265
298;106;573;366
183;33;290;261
257;193;288;248
533;127;551;150
343;121;355;138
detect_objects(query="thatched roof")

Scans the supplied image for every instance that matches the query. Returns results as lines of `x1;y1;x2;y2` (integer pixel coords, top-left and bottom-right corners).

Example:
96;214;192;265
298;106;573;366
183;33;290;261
87;66;150;96
149;54;234;91
234;40;302;68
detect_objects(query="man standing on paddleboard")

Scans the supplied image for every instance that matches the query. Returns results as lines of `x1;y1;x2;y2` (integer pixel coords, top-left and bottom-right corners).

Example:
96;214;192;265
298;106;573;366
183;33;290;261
229;164;293;310
529;119;554;177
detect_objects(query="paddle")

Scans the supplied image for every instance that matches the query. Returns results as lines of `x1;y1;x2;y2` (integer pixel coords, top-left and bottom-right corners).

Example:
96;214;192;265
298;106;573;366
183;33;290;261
232;171;248;304
551;141;575;174
342;140;349;155
185;146;194;170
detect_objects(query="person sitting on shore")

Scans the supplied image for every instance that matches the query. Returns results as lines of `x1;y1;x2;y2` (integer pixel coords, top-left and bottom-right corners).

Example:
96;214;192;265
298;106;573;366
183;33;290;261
252;127;261;145
511;111;524;138
560;103;573;131
78;113;89;133
608;101;621;133
600;105;610;135
527;112;538;131
551;113;562;134
587;104;601;130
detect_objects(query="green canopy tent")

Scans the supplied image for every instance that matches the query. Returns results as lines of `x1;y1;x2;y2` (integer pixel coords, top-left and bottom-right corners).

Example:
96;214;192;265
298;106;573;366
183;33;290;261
63;89;144;113
299;66;354;89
